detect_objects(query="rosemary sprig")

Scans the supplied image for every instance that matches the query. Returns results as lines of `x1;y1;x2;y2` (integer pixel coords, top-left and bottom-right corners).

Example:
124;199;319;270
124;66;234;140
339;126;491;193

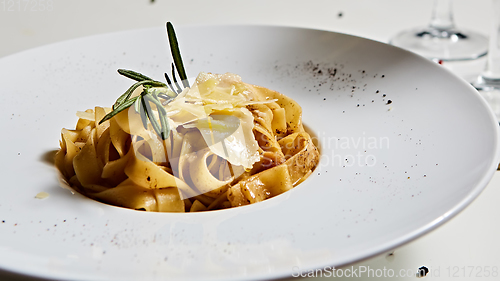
98;22;190;140
99;71;173;139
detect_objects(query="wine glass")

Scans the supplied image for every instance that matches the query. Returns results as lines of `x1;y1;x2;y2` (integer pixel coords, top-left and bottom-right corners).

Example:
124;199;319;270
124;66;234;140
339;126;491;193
473;0;500;121
390;0;488;61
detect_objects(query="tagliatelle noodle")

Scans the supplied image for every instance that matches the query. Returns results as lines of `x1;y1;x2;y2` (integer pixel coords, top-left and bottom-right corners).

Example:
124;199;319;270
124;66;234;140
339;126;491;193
55;73;319;212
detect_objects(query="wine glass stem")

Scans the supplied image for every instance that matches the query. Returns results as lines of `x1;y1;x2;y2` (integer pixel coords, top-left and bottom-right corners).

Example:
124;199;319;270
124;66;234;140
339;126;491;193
430;0;455;31
483;0;500;80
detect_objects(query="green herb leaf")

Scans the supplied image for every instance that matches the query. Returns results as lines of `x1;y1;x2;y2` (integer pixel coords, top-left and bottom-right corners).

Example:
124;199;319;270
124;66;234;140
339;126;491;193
134;94;142;112
137;98;148;130
113;80;165;110
145;93;170;139
167;22;189;88
99;96;140;124
141;95;163;139
171;63;183;93
164;72;177;93
118;69;155;82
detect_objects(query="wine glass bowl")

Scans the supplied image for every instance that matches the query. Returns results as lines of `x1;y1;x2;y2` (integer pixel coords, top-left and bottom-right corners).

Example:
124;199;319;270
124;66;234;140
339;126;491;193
390;0;488;61
391;27;488;61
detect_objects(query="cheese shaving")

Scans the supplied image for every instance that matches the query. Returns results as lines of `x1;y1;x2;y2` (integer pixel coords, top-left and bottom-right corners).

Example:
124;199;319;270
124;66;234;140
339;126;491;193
165;72;261;168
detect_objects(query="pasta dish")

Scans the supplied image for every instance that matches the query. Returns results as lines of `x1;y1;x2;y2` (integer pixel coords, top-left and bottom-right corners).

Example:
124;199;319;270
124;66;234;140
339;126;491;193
55;23;319;212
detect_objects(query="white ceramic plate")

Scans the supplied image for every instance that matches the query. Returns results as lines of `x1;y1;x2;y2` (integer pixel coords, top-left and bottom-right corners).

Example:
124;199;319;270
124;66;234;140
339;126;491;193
0;25;498;281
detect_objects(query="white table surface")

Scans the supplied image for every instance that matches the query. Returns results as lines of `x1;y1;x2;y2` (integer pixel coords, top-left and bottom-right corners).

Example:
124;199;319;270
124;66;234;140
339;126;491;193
1;0;498;280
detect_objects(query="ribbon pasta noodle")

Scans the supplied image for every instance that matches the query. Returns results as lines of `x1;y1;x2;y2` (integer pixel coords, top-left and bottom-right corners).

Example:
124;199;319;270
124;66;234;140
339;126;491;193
55;72;319;212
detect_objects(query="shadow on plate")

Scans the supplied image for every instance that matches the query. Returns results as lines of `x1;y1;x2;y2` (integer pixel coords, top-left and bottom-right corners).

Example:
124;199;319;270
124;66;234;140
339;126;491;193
40;150;57;166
